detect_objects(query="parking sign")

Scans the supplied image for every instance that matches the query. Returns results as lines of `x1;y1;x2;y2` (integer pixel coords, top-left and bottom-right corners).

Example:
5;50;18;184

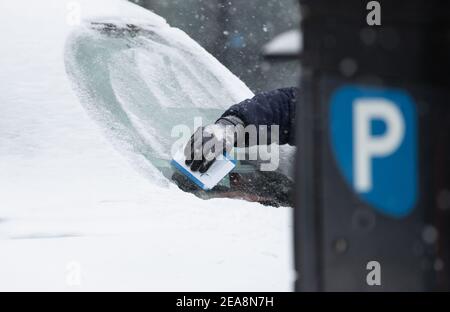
330;86;418;218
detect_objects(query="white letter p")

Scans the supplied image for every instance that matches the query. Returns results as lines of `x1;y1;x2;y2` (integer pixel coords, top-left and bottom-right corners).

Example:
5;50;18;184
354;99;405;192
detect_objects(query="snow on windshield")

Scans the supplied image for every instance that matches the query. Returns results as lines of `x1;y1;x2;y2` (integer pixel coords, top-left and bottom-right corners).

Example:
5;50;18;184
65;20;253;184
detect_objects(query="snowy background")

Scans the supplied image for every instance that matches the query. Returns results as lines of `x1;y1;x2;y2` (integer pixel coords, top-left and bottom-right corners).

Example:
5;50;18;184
130;0;301;93
0;0;294;291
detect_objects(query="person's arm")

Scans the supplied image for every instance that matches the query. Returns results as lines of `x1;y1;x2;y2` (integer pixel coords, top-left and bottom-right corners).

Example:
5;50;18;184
218;87;298;145
184;87;298;173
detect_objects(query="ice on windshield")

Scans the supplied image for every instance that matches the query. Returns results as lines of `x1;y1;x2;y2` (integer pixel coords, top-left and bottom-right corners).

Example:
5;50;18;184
65;21;253;181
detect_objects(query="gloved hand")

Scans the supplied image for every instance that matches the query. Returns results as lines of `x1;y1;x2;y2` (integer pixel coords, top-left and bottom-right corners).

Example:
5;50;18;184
184;116;244;173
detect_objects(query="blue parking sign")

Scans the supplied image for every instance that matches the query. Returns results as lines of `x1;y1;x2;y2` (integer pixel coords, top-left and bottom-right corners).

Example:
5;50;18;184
330;86;418;218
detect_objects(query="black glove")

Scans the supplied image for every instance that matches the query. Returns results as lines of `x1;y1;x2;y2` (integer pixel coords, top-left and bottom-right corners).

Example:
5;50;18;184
184;116;244;174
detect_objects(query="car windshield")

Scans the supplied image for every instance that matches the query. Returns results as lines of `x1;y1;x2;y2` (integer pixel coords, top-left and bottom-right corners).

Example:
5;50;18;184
65;22;294;207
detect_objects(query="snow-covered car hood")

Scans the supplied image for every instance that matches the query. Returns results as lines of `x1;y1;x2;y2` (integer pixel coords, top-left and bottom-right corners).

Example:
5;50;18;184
0;0;292;291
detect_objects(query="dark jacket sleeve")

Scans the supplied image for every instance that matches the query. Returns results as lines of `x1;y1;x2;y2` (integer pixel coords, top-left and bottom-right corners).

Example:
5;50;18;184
219;87;297;145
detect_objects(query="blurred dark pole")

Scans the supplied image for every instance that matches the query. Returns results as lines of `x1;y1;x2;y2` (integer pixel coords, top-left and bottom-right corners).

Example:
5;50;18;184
215;0;231;65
